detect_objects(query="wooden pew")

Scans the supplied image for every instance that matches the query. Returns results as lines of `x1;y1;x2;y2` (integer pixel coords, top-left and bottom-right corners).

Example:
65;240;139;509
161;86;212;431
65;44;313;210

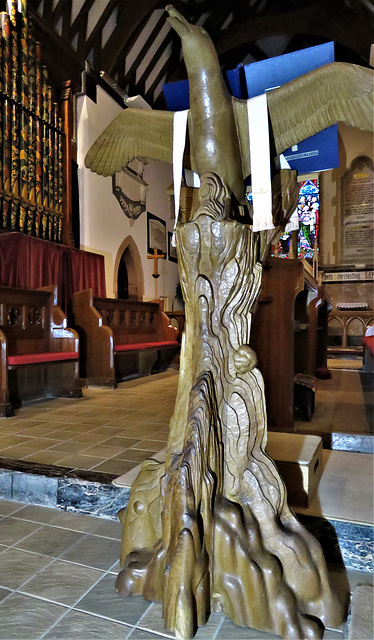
250;258;304;431
0;285;82;417
165;310;185;343
72;289;179;387
250;258;331;431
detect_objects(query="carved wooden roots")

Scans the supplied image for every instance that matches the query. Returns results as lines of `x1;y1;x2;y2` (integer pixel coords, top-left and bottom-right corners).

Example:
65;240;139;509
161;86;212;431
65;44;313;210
117;174;344;640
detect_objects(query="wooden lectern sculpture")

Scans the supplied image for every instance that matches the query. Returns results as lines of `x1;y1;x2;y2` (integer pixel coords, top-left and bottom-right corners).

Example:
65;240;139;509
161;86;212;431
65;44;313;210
85;7;373;639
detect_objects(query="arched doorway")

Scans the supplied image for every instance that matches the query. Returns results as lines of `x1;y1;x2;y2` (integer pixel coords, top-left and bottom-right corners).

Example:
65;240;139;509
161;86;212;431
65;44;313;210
118;253;129;299
114;236;144;300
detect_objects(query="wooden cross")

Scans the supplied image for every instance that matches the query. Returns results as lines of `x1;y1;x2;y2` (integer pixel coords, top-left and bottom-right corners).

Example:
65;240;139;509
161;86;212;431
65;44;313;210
147;248;165;299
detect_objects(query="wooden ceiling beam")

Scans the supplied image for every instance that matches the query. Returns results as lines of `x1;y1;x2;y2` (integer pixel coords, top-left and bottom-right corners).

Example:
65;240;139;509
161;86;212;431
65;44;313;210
231;0;257;22
84;0;119;59
154;27;182;107
76;9;90;60
281;34;316;56
70;0;94;40
41;0;53;22
215;2;373;63
101;0;165;75
132;29;176;99
146;46;178;108
198;6;230;40
50;0;65;28
145;31;180;109
247;42;269;61
61;0;72;42
218;41;268;74
120;12;166;87
125;31;176;100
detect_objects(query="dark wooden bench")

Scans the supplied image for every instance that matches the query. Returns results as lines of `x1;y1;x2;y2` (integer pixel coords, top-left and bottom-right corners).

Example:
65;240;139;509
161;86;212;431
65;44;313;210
165;310;185;342
72;289;179;387
250;258;332;431
294;373;318;422
0;285;82;417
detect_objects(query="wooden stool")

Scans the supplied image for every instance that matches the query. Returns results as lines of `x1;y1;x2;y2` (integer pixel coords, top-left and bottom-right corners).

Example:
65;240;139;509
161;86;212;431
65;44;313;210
266;432;323;507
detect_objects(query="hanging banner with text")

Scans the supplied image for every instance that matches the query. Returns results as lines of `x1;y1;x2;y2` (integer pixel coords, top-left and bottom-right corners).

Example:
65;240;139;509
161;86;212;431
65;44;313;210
322;271;374;282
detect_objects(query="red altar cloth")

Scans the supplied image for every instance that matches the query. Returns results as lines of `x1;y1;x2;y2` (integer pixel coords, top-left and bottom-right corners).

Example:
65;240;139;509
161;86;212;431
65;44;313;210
0;233;106;315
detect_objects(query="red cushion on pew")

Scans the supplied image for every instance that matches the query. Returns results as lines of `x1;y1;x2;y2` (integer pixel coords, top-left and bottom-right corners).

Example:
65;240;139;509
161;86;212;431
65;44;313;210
8;352;78;366
362;336;374;356
114;341;178;352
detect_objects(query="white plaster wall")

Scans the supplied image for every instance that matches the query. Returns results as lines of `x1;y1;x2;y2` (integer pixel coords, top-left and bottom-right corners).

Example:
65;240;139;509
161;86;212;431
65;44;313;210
77;86;179;305
320;124;373;266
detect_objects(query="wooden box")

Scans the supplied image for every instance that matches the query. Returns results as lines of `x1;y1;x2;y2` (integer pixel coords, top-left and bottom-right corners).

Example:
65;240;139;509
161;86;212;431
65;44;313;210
266;432;323;507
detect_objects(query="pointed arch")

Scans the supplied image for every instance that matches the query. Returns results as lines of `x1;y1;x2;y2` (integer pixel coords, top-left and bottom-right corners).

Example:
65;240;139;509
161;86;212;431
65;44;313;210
346;316;366;348
114;235;144;300
328;315;344;348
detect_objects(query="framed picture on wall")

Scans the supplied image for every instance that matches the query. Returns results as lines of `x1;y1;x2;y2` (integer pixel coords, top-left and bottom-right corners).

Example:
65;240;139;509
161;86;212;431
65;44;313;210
168;231;178;263
147;212;166;254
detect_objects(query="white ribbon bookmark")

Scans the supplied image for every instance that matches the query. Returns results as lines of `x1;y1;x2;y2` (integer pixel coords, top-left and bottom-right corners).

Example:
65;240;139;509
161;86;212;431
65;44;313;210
280;153;299;233
247;94;274;231
172;109;189;246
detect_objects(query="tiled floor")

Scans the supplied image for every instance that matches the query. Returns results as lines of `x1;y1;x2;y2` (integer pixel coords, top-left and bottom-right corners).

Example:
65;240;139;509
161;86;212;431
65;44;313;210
0;371;179;478
0;368;373;638
0;370;372;485
1;499;371;640
0;368;373;525
296;449;373;524
294;369;373;436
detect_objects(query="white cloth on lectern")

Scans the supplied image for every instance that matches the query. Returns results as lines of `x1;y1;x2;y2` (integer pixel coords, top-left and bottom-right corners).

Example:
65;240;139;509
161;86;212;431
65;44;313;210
280;153;299;232
172;110;189;246
247;94;274;231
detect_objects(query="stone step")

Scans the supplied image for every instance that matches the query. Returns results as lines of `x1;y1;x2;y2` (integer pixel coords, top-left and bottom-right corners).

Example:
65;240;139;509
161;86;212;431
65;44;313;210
348;584;374;639
113;433;323;510
0;446;372;574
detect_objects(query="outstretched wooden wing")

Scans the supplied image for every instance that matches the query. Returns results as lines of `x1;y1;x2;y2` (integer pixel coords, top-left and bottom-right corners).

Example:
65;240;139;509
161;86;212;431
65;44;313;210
233;62;373;180
85;108;175;176
86;62;373;182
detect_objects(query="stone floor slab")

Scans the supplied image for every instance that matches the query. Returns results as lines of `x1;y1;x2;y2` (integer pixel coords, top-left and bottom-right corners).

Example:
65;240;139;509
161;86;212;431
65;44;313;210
0;592;66;640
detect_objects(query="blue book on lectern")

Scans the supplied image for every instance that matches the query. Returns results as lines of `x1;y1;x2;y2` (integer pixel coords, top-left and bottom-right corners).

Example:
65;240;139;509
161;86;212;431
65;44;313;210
163;79;189;111
243;42;338;174
163;42;338;174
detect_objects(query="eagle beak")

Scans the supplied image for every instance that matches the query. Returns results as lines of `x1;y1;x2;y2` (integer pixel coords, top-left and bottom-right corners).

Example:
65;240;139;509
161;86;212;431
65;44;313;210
165;5;193;34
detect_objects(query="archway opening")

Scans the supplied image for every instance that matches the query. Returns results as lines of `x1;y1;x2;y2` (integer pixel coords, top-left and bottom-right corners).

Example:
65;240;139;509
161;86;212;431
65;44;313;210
114;236;144;301
118;251;129;299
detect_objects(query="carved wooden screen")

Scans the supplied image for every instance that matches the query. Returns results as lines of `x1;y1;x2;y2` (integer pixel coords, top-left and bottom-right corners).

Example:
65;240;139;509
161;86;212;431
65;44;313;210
0;0;68;243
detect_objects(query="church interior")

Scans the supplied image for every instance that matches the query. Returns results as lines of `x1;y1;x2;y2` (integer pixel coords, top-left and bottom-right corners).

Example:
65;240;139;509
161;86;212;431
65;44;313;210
0;1;373;639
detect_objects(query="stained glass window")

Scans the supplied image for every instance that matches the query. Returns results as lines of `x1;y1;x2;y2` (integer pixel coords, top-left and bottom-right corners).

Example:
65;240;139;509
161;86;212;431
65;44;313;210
274;178;319;259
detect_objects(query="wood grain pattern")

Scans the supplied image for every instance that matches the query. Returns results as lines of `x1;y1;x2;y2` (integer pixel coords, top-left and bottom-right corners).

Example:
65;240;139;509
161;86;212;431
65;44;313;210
116;174;344;639
84;7;363;637
72;290;179;386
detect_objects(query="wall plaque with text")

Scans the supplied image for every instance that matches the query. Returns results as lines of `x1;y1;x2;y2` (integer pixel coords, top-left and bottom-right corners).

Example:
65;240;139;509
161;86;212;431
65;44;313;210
340;155;374;265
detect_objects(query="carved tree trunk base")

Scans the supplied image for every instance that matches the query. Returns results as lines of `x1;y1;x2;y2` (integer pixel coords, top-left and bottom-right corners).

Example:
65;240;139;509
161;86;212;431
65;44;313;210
117;174;345;640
